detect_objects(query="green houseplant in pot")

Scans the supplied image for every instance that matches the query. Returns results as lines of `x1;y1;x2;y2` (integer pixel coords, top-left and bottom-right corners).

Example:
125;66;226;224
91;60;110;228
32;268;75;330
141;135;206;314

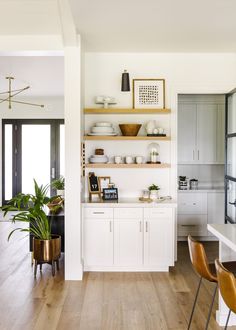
1;179;61;277
52;176;65;198
148;184;160;200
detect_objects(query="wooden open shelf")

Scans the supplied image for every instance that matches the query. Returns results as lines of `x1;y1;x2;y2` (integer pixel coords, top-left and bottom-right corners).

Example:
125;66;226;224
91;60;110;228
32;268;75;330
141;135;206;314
84;108;171;114
84;135;170;141
85;163;170;169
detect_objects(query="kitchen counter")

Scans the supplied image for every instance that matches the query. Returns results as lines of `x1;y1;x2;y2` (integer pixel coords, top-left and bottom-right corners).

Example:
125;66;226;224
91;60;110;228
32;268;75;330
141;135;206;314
82;198;177;208
178;188;224;193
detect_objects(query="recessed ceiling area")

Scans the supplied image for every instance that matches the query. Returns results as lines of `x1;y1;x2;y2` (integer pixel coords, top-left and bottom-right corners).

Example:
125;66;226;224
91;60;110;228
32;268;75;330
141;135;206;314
0;56;64;97
69;0;236;52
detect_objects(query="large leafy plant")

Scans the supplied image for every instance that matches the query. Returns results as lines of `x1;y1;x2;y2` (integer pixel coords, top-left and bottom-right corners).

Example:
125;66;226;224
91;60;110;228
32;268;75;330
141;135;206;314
1;179;55;241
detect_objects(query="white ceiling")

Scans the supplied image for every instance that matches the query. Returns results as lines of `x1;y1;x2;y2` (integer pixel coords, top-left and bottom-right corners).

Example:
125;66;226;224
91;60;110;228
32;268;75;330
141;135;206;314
69;0;236;52
0;56;64;97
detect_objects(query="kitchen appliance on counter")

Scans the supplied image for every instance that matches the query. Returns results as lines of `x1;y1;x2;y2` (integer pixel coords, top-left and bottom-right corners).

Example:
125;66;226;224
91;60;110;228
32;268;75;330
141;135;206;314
190;179;198;190
178;176;189;190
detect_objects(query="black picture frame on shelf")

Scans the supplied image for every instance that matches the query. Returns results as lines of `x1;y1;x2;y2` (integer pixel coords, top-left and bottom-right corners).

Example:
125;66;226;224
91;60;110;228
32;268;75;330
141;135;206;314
102;188;118;201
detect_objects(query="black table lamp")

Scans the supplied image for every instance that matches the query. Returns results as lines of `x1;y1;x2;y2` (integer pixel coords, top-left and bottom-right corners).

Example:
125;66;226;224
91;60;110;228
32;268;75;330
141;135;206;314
121;70;130;92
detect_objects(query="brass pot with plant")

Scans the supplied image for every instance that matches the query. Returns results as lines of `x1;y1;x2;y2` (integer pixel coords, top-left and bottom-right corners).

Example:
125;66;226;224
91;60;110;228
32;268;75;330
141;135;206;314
1;179;61;277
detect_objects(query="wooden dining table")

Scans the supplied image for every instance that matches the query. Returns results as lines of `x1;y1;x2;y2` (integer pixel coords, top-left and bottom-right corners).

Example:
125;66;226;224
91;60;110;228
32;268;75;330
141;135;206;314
208;223;236;326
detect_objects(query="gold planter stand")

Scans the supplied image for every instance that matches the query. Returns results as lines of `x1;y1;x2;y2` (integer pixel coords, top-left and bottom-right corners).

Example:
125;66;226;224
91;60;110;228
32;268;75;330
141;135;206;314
33;235;61;277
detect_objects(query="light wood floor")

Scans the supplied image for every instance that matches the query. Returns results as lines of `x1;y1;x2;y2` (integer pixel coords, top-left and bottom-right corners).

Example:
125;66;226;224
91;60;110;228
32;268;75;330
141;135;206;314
0;221;235;330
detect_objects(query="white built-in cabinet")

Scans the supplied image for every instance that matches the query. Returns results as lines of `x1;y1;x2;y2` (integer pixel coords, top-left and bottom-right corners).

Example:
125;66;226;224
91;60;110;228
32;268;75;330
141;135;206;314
178;192;224;238
178;100;225;164
83;206;176;271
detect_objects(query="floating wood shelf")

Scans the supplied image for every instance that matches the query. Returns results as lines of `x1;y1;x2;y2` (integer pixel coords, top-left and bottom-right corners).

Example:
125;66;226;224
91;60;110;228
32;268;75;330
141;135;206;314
84;108;171;114
85;163;170;169
84;135;170;141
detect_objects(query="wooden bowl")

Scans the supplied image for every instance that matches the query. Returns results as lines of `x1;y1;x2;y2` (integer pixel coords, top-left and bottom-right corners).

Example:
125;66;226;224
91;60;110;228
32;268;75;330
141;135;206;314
119;124;142;136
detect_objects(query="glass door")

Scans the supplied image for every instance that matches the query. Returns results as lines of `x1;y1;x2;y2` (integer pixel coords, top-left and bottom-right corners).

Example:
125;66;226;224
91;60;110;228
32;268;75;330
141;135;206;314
225;89;236;223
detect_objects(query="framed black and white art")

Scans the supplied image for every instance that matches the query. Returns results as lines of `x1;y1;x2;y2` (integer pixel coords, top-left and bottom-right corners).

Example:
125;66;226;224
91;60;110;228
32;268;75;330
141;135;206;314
132;79;165;109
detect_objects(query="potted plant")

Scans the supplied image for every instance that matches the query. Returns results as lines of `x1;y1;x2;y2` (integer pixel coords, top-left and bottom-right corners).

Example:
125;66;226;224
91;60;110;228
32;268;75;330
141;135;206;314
148;184;160;200
1;179;61;277
52;176;65;197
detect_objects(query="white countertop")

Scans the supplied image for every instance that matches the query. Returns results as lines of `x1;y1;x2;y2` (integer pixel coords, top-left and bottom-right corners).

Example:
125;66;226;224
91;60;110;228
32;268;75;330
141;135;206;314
178;188;224;193
82;198;177;208
207;224;236;252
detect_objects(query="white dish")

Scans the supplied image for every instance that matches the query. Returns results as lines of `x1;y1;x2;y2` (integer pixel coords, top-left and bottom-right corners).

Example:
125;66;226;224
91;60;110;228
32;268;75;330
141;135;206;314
90;155;108;158
95;122;112;127
89;158;109;163
87;132;117;136
91;126;114;133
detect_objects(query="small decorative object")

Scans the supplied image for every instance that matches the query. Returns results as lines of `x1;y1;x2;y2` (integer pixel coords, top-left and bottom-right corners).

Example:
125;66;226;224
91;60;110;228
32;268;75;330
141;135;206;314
135;156;143;164
95;148;104;155
147;143;160;163
179;176;189;190
52;176;65;197
148;184;160;200
142;189;150;199
102;188;118;201
98;176;111;193
121;70;130;92
190;178;198;190
119;123;142;136
145;121;166;136
133;79;165;109
88;172;101;200
125;156;133;164
95;96;117;109
114;156;122;164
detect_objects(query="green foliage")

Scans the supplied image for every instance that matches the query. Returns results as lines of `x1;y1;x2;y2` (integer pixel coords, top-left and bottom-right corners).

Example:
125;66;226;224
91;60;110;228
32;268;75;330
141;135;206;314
51;176;65;190
1;179;56;241
148;184;160;191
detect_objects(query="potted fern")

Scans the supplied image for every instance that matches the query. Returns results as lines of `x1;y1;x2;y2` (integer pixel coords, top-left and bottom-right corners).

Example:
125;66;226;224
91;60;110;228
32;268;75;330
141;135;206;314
52;176;65;197
1;179;61;277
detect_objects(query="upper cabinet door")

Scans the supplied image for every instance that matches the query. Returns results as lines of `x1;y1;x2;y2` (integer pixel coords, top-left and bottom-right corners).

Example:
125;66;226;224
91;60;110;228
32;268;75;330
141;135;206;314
178;103;197;163
197;104;217;164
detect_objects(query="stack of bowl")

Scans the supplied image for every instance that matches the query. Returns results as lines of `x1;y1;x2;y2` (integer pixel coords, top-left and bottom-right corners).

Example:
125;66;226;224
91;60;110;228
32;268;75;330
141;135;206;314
89;148;109;164
88;122;117;136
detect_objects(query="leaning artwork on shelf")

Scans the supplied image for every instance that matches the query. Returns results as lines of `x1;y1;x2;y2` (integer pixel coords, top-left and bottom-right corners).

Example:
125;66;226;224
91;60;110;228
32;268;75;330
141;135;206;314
133;79;165;109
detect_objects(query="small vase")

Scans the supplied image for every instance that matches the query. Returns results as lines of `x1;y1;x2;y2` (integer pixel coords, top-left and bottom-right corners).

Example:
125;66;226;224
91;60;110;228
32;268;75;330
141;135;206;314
149;190;159;200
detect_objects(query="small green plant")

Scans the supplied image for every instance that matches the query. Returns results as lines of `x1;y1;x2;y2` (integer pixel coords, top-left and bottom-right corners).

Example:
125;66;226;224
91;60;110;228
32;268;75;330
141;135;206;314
52;176;65;190
1;179;57;241
148;184;160;191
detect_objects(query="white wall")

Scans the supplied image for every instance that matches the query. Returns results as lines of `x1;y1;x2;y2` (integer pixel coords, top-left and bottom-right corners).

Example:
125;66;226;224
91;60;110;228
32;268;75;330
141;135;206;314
84;53;236;198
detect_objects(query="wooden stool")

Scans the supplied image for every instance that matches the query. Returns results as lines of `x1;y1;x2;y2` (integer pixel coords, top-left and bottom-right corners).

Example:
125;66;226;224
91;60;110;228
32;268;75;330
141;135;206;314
188;235;236;329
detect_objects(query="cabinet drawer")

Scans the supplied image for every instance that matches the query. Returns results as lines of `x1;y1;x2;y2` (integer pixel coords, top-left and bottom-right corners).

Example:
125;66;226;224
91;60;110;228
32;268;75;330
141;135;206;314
178;193;207;214
114;208;143;219
144;208;172;219
84;208;113;219
178;214;207;236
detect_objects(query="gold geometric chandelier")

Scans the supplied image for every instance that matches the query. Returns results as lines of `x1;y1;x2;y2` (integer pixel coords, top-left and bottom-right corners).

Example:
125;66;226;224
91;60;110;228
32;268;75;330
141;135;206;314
0;77;44;109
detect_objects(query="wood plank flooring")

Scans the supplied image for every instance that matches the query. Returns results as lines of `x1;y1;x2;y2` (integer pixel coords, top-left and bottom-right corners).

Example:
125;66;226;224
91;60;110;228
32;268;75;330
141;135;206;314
0;221;235;330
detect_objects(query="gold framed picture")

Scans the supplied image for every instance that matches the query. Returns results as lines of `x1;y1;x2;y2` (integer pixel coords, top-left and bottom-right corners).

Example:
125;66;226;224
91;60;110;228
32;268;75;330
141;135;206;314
132;79;165;109
98;176;111;192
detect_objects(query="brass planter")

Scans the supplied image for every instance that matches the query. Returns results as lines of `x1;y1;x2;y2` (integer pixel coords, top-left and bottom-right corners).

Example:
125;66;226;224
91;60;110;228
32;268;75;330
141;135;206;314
33;235;61;262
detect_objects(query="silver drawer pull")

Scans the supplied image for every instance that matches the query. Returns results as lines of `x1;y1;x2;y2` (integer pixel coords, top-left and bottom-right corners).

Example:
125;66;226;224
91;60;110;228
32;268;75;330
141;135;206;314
109;221;112;232
145;221;148;232
181;225;197;227
93;212;105;214
139;221;142;232
193;203;196;205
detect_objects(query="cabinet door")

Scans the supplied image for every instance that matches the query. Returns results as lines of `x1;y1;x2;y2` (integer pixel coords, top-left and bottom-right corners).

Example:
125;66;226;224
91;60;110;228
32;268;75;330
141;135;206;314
178;103;197;163
216;105;225;164
114;219;143;266
197;104;217;163
144;217;174;267
83;219;113;266
207;192;224;235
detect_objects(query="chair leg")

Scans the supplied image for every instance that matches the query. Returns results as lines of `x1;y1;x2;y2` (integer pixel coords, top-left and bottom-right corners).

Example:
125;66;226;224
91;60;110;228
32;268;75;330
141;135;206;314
188;277;202;330
225;309;231;330
205;283;218;330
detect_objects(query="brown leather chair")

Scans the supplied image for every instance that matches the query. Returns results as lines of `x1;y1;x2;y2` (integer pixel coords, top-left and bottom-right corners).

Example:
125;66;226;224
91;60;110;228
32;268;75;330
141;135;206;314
215;259;236;329
188;235;236;329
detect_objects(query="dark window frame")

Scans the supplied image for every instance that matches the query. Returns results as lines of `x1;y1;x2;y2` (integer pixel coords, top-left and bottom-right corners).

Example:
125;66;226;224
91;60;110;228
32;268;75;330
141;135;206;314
2;119;64;205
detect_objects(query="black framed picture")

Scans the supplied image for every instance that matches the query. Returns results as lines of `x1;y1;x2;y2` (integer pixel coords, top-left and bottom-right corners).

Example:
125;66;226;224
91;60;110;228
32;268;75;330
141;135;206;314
102;188;118;200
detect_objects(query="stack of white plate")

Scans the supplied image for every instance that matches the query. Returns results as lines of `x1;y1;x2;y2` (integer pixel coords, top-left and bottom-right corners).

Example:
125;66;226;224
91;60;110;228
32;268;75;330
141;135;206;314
89;155;109;163
88;122;117;136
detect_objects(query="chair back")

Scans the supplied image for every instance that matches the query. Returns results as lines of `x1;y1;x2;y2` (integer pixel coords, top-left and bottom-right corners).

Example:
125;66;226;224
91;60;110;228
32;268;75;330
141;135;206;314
188;235;217;282
215;259;236;314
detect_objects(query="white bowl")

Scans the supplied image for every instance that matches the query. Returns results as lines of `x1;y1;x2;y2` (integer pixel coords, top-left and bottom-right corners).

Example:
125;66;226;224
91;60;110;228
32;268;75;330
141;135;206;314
95;122;112;127
91;126;114;133
89;156;109;163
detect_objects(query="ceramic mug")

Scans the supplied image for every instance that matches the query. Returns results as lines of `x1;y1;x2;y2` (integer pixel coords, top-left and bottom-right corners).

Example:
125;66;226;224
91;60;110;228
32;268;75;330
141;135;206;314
136;156;143;164
158;127;164;134
125;156;133;164
114;156;122;164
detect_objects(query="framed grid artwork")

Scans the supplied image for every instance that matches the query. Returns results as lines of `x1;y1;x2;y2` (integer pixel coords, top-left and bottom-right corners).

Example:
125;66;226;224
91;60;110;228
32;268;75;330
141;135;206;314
132;79;165;109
